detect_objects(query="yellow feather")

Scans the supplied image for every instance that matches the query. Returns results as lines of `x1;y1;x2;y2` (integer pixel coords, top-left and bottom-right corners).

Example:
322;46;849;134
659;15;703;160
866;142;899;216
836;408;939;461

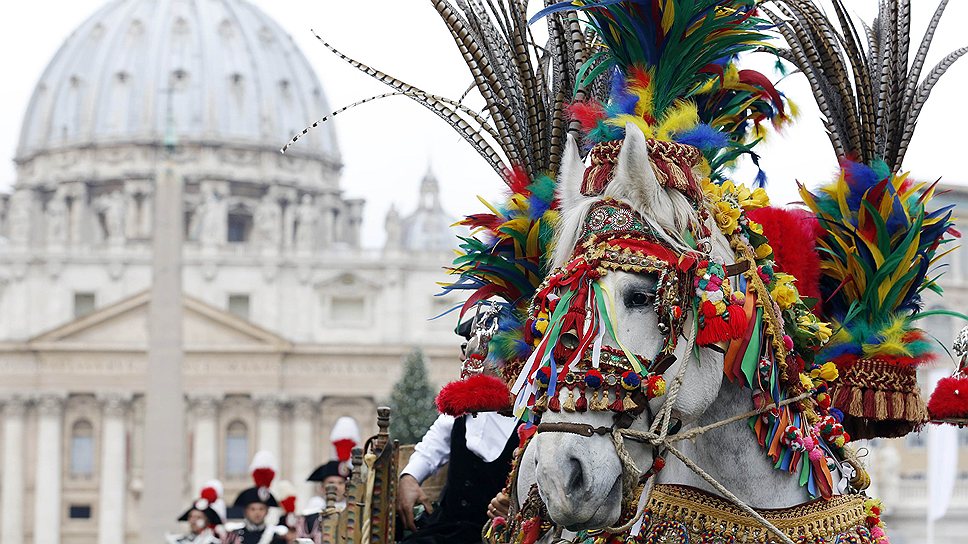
628;74;655;120
657;101;700;140
607;115;655;138
661;0;675;34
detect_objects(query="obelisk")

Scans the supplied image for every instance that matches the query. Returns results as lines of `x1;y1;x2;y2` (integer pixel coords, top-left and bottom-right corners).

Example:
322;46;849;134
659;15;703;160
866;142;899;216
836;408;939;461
140;125;185;541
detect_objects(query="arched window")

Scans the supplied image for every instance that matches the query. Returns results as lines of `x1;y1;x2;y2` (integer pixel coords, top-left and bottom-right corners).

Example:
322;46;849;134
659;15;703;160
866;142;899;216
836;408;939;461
225;420;249;477
70;420;95;478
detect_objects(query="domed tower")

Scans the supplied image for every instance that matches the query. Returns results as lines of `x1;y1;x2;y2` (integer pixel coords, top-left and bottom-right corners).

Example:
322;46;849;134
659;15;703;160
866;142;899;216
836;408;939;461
8;0;360;253
0;0;374;340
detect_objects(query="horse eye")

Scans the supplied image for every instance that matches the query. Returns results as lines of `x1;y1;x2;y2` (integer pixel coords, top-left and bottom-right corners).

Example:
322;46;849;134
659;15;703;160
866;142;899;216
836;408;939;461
627;291;654;308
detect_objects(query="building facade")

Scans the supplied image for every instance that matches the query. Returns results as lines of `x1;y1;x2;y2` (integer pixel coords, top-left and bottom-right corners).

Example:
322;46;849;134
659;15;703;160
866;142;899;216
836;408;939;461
0;1;966;543
0;1;461;542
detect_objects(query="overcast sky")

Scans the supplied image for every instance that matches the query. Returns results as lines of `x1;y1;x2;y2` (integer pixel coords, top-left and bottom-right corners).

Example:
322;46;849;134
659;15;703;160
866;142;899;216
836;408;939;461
1;1;966;247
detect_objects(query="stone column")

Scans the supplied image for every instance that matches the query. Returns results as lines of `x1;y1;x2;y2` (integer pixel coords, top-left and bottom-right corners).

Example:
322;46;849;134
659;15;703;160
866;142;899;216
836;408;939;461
190;396;219;492
291;398;316;505
98;394;129;544
1;396;28;544
34;393;65;544
256;395;283;459
140;163;185;543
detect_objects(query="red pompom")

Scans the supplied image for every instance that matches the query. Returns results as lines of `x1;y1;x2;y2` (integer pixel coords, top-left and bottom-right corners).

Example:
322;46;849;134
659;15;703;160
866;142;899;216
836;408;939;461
252;467;275;489
332;438;356;463
200;487;218;503
435;374;512;417
747;207;822;302
280;496;296;514
927;375;968;420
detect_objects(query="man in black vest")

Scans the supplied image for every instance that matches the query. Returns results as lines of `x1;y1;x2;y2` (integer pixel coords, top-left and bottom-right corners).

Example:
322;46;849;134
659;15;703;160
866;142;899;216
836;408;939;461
396;412;518;544
396;309;519;544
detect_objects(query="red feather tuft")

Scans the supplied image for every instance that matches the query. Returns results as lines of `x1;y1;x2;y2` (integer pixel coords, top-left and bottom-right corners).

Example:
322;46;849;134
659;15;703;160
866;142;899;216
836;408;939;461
927;376;968;420
566;101;607;132
332;438;356;463
280;496;297;514
435;374;511;417
628;66;652;89
252;467;275;488
505;164;531;195
747;207;822;302
200;487;218;503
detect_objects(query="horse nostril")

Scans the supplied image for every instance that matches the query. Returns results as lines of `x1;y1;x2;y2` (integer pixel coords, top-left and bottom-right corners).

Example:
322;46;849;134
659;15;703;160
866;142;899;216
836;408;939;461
566;457;584;494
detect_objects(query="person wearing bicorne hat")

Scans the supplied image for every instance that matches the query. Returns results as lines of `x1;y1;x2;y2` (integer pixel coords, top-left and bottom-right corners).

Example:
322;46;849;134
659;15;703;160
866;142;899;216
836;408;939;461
167;482;224;544
300;417;358;538
224;451;289;544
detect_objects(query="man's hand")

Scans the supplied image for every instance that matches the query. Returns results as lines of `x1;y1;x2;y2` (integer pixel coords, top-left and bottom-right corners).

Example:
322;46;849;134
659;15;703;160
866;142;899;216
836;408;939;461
486;492;510;519
396;474;433;532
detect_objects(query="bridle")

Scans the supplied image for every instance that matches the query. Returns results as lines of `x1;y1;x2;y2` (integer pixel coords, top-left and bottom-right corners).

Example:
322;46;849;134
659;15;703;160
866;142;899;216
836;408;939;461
532;348;683;535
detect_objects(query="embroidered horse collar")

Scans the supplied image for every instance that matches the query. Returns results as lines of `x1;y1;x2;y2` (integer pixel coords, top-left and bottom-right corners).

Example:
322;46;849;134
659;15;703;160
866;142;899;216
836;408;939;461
630;484;876;543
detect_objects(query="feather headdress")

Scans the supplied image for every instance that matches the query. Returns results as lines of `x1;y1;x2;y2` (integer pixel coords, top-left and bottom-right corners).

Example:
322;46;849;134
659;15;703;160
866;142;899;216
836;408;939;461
769;0;967;438
538;0;792;189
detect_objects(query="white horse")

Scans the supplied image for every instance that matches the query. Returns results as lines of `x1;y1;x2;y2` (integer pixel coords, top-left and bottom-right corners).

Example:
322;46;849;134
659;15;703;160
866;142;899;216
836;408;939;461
514;125;845;535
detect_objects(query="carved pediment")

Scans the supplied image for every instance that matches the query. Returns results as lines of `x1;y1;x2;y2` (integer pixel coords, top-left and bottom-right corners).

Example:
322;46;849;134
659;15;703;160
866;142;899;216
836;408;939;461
29;290;290;351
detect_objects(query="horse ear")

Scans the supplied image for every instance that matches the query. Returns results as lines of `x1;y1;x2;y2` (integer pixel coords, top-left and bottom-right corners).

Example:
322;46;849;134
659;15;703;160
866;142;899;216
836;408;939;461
606;123;683;231
556;134;585;211
605;123;663;207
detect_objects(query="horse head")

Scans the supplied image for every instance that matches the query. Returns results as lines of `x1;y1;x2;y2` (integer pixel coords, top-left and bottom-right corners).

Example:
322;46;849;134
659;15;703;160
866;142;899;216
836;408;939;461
525;125;734;530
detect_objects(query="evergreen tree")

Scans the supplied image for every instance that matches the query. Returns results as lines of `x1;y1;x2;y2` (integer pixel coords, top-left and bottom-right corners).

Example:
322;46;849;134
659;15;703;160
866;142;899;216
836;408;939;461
388;348;438;444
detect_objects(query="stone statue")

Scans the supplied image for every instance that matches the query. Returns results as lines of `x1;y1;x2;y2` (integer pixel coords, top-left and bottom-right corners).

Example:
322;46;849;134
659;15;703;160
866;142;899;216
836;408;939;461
193;184;226;246
46;194;69;246
253;195;281;248
384;204;402;250
96;190;125;244
295;194;317;252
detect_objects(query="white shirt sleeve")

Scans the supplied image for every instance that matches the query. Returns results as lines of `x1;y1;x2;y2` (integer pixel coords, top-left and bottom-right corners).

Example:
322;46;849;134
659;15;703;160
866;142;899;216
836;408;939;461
400;414;454;483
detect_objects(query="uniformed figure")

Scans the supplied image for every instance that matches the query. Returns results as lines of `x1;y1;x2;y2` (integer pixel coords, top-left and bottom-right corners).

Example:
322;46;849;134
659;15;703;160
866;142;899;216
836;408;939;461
167;485;224;544
224;451;289;544
299;460;348;538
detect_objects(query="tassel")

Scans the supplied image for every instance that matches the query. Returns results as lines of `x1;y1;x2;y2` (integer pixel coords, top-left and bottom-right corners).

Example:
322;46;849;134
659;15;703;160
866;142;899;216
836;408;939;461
623;394;638;412
594;389;610;411
697;316;731;346
863;389;877;417
576;389;588;412
610;389;625;412
845;387;863;417
727;304;748;339
890;391;903;420
563;389;577;412
549;394;561;412
874;390;888;420
534;393;548;413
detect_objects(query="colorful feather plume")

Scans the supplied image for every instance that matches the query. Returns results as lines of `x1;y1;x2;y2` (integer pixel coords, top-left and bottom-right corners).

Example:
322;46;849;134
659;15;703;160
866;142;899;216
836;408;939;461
442;170;560;371
537;1;793;181
763;0;967;438
801;158;959;438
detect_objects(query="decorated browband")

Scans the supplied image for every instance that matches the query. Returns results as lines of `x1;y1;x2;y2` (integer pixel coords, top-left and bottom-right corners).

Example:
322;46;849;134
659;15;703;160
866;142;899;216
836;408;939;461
511;197;749;420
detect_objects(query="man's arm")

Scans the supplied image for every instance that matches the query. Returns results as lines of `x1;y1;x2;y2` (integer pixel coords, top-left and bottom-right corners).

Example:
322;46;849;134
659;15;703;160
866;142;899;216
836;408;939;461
397;414;455;531
400;414;454;482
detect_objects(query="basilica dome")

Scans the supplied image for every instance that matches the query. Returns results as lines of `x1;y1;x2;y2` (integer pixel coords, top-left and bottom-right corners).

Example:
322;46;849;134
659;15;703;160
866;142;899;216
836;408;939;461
16;0;338;164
